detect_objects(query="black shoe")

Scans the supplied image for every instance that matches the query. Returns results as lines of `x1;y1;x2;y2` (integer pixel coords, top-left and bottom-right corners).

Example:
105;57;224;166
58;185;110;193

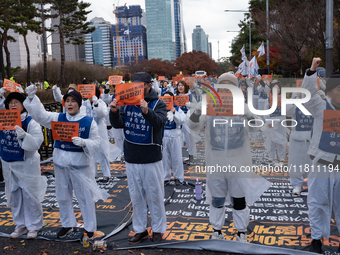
128;230;148;244
151;232;162;242
175;179;183;186
164;180;170;186
310;239;322;253
100;177;110;185
57;227;73;238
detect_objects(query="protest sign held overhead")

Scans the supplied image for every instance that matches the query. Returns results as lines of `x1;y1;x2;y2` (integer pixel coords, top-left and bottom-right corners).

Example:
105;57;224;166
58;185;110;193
184;77;195;86
262;75;272;83
3;79;21;93
115;83;144;106
174;95;189;106
159;96;174;110
158;76;165;81
78;84;96;98
51;121;79;142
0;110;21;130
206;92;235;117
109;75;123;85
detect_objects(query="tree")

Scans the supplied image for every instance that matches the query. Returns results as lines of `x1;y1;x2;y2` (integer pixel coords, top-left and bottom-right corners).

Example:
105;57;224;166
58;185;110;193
217;57;233;75
14;0;41;86
49;0;95;87
175;50;218;75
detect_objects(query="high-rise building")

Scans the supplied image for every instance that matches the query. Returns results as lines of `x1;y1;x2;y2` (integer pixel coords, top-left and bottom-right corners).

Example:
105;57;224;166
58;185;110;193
209;42;212;59
192;25;209;55
174;0;186;58
112;5;147;66
85;17;113;67
3;29;42;69
51;12;85;62
145;0;175;61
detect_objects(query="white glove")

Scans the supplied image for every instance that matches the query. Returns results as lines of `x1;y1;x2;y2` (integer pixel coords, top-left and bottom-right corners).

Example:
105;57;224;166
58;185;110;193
26;84;37;99
72;137;86;147
317;90;326;100
319;77;326;91
16;86;24;93
52;85;58;91
167;111;174;122
185;102;191;108
244;105;253;120
166;84;172;90
92;95;99;106
193;82;199;89
0;87;6;97
257;75;262;81
193;102;202;115
245;77;252;87
15;125;26;140
264;80;270;87
105;83;110;90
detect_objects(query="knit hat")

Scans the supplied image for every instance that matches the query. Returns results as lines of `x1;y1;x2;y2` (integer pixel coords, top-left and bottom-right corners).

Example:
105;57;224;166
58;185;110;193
67;84;77;92
325;73;340;93
5;92;26;110
132;72;151;83
63;90;82;108
217;73;238;86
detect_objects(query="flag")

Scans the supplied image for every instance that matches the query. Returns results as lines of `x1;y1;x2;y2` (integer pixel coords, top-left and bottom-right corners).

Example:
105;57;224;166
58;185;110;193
236;60;249;76
123;29;129;35
249;56;259;76
257;41;265;57
240;45;247;62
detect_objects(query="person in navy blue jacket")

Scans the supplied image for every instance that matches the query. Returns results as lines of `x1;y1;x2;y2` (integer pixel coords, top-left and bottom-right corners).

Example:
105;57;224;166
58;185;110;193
109;72;167;244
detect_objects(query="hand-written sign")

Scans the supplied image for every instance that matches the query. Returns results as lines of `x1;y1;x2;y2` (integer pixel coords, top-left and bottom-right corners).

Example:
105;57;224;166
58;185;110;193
51;121;79;142
78;84;95;98
109;75;123;85
158;76;165;81
159;96;174;110
115;83;144;106
323;110;340;133
174;95;189;106
0;110;21;130
3;79;21;92
262;75;272;83
206;92;235;117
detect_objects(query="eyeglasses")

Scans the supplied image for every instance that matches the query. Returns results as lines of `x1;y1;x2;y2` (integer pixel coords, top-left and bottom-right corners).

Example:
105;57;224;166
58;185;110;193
9;100;21;105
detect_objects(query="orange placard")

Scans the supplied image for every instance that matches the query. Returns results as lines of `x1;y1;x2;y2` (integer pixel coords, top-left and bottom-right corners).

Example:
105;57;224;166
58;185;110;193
207;92;235;117
0;109;21;130
323;110;340;133
184;77;195;86
100;89;104;95
262;75;272;83
159;96;174;110
3;79;21;92
78;84;95;98
109;75;123;85
62;98;65;107
174;95;189;106
296;79;303;88
51;121;79;142
158;76;165;81
115;83;144;106
269;93;281;107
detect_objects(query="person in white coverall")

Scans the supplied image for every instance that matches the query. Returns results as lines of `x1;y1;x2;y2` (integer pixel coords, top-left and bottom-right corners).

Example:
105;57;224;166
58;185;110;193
186;73;271;242
23;85;108;241
162;91;186;186
301;58;340;254
261;80;287;162
256;75;270;114
52;83;86;114
109;72;167;244
82;86;111;184
0;89;46;239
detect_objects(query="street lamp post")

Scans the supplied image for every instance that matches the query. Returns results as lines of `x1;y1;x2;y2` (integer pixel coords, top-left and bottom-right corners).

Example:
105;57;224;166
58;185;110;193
225;10;252;59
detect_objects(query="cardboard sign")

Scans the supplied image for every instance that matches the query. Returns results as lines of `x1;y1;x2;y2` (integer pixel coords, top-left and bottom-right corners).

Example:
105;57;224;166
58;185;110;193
207;92;235;117
174;95;189;106
78;84;95;98
115;83;144;106
0;110;21;130
109;75;123;85
323;110;340;133
262;75;272;83
184;77;195;86
159;96;174;110
3;79;21;92
158;76;165;81
51;121;79;142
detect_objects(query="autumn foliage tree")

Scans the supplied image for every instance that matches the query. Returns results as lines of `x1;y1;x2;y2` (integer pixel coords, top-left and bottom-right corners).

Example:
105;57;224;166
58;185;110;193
175;50;218;75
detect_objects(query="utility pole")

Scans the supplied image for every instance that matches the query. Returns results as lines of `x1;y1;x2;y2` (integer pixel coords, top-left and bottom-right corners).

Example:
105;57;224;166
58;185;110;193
218;40;220;63
266;0;270;74
325;0;333;77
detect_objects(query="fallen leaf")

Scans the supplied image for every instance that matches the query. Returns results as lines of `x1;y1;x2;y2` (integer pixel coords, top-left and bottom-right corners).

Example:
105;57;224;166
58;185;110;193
175;250;180;253
74;252;78;254
4;246;16;251
20;243;25;246
20;240;25;243
141;253;145;255
128;250;134;253
159;250;163;251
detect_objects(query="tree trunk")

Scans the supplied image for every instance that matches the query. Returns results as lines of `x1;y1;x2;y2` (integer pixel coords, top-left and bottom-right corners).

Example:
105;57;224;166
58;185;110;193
41;1;47;82
3;30;11;79
23;34;30;86
0;34;5;83
59;12;65;88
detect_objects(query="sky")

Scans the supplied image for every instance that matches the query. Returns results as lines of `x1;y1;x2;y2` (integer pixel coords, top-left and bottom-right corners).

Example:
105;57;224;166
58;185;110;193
85;0;251;61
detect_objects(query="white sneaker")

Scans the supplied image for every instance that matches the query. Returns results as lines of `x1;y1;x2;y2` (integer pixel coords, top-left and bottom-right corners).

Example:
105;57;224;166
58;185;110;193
27;230;39;239
267;157;274;162
292;185;302;195
236;233;248;243
10;227;27;238
211;231;225;240
279;158;285;162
